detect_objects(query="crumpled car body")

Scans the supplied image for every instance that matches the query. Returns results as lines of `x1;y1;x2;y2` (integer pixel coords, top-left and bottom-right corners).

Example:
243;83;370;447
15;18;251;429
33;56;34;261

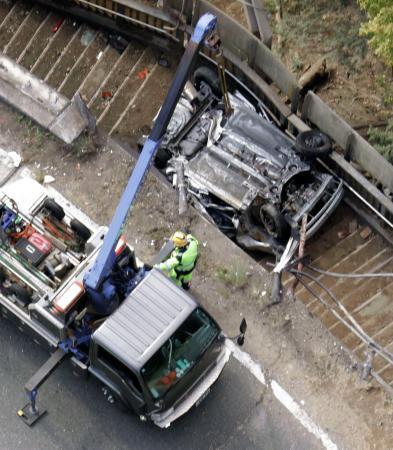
157;81;343;254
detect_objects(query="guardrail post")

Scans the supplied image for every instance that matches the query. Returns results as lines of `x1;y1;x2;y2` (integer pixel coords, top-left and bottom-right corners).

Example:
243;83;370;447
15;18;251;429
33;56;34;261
163;0;194;23
242;0;272;48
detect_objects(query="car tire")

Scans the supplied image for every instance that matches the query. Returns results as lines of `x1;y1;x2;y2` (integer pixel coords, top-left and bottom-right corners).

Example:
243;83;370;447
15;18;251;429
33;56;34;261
70;219;91;242
295;130;332;158
193;66;221;96
9;283;31;305
43;198;65;221
259;204;289;240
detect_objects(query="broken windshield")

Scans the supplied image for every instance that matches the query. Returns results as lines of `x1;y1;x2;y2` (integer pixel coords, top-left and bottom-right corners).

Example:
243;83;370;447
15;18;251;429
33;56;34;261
141;307;219;400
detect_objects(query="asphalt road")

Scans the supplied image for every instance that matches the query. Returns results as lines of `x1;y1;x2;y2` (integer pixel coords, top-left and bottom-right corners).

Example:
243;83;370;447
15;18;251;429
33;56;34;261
0;317;322;450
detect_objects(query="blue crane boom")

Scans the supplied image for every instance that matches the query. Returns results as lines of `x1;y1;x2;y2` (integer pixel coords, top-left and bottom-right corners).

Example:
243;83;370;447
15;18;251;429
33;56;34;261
83;13;217;307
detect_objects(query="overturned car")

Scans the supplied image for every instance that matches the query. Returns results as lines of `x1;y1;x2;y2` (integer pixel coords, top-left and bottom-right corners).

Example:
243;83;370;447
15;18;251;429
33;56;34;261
153;67;343;254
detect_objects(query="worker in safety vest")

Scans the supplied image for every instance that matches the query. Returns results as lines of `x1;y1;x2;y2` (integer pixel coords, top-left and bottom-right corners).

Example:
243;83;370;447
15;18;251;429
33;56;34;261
155;231;198;290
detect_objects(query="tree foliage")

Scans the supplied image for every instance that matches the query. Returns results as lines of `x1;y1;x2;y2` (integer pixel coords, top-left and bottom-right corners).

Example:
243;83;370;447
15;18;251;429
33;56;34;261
357;0;393;66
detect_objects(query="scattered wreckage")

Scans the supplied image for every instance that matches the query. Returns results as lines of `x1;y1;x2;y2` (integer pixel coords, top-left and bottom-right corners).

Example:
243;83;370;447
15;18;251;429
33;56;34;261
152;68;344;254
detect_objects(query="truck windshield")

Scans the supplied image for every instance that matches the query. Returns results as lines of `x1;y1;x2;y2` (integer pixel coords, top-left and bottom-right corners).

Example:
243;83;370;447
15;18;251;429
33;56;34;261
141;307;219;400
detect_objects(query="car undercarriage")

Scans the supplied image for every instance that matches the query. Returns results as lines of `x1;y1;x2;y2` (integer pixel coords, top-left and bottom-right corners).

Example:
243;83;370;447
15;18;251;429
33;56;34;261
155;69;344;255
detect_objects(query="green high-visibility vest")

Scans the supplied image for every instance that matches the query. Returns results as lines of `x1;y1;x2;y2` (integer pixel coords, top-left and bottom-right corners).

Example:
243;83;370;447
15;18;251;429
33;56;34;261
158;234;198;276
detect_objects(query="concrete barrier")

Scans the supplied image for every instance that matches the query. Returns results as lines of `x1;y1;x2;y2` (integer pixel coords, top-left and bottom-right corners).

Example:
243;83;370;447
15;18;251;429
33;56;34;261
0;55;88;144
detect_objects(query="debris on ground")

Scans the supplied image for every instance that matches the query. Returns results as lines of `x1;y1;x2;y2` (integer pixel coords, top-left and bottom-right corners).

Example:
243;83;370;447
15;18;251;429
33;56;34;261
51;18;64;33
101;91;112;100
348;219;358;233
298;57;329;92
81;29;95;46
43;175;55;184
158;57;170;68
360;226;372;239
137;68;149;80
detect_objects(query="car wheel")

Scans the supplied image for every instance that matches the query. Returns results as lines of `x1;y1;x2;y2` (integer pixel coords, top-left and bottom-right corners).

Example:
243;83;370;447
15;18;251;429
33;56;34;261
43;198;65;221
70;219;91;242
295;130;332;159
193;66;221;96
259;204;289;240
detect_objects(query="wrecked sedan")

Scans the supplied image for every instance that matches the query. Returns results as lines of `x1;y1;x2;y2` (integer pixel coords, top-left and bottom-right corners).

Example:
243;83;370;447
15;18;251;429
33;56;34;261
153;67;344;254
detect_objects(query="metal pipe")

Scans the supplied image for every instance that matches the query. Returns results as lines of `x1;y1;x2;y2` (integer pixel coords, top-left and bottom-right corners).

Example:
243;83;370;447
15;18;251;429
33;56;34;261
176;159;188;215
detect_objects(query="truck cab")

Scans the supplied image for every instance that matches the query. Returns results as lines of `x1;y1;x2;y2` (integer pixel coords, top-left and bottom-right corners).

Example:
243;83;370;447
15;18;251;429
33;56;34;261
90;269;229;428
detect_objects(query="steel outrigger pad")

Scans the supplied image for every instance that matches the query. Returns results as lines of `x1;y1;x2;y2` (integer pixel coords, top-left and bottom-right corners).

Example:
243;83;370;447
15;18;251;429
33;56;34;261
17;347;69;426
17;389;47;427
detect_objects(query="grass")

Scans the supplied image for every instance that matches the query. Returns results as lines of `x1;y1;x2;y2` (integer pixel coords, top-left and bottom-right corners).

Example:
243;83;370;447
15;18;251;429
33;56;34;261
291;52;303;72
71;132;98;159
377;74;393;108
35;169;45;184
17;115;50;146
368;120;393;164
215;265;248;289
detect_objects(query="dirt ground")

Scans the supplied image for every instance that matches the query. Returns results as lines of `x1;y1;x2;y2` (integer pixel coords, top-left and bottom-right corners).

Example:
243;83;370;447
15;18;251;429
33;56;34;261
1;102;393;449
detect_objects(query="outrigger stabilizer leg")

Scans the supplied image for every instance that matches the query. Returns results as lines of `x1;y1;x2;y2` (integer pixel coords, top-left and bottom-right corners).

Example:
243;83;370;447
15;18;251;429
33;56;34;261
18;347;69;426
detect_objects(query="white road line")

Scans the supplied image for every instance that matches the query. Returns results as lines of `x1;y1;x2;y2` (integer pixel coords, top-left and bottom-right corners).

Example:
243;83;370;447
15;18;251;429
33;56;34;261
225;340;338;450
225;339;266;386
271;381;338;450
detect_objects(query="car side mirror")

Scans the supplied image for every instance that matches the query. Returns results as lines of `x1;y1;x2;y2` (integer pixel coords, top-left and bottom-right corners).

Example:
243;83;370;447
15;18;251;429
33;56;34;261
236;318;247;346
239;318;247;334
227;318;247;346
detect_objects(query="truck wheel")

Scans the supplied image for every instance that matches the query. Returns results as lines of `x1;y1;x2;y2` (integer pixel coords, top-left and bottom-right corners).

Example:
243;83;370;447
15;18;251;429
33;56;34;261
0;267;6;284
259;204;289;240
9;283;31;305
43;198;65;221
193;66;221;96
295;130;332;159
70;219;91;242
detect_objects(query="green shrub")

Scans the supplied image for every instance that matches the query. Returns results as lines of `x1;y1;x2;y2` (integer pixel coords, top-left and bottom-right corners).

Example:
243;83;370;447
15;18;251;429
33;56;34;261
368;120;393;163
358;0;393;67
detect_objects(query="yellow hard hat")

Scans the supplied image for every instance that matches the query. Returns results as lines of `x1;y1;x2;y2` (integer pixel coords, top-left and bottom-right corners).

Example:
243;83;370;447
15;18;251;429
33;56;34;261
171;231;187;247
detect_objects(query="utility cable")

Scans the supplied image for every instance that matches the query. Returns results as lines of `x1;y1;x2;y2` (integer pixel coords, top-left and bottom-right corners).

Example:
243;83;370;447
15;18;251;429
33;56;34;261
292;269;393;367
306;264;393;279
